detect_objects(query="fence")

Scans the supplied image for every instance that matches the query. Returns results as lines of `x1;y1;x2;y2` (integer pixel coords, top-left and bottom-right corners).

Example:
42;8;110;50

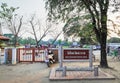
1;47;59;64
17;48;46;62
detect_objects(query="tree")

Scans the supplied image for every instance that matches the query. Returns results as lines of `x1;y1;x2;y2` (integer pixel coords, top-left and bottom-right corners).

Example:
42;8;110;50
45;0;119;68
64;20;97;44
108;17;120;36
44;21;64;45
62;9;97;44
108;37;120;43
0;3;23;47
18;37;36;45
52;31;62;44
28;14;53;47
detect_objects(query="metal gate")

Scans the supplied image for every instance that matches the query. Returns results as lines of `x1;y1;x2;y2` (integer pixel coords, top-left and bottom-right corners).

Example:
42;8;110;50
17;48;46;62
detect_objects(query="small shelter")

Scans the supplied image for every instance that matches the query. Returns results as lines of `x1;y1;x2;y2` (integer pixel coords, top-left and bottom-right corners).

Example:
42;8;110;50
0;34;10;41
0;34;10;47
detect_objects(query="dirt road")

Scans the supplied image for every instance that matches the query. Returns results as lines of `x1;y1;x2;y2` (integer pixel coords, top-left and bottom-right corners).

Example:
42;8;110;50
0;50;120;83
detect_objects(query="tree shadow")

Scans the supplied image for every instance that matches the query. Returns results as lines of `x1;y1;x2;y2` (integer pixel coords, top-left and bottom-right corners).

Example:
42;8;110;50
98;65;117;71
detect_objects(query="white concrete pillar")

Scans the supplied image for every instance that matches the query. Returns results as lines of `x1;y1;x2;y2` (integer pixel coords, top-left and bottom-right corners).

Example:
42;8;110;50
89;46;93;68
4;48;8;64
12;48;17;64
58;46;63;68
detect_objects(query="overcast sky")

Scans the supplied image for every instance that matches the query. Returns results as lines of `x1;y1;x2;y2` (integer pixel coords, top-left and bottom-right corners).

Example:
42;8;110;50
0;0;47;18
0;0;120;40
0;0;64;40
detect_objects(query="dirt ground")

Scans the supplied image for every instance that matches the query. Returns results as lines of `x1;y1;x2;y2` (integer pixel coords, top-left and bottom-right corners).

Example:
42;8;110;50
0;51;120;83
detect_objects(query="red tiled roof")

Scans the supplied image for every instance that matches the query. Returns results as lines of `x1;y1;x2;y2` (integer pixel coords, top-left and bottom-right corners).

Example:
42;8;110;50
0;35;9;40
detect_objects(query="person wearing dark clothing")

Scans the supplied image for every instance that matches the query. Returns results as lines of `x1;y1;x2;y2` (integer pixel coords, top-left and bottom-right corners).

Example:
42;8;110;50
107;46;110;56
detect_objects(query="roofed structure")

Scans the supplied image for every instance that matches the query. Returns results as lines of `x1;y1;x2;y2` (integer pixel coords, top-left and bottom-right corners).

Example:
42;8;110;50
0;34;9;41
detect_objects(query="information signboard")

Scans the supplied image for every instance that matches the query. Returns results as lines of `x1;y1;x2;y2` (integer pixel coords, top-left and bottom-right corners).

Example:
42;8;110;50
64;49;89;60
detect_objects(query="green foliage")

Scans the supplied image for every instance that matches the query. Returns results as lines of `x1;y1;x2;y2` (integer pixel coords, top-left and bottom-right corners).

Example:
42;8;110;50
108;37;120;43
18;37;36;45
45;0;84;22
0;3;23;47
45;0;114;68
0;40;7;47
63;14;97;44
45;0;100;44
0;3;19;19
3;34;13;44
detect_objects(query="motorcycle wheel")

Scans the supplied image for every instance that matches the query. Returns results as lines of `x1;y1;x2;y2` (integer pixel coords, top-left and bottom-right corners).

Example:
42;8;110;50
46;62;50;67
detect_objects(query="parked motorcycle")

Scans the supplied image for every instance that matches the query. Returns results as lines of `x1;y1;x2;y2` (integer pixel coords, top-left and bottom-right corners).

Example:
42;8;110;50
45;50;55;67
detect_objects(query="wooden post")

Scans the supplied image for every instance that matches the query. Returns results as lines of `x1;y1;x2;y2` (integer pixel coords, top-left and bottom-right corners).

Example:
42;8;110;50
32;48;35;62
18;48;20;63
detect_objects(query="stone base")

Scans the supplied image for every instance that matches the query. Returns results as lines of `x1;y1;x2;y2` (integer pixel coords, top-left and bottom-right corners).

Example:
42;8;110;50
49;68;115;80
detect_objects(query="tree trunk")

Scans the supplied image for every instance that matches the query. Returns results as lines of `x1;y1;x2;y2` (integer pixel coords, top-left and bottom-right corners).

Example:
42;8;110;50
100;34;108;67
100;10;108;68
14;35;17;48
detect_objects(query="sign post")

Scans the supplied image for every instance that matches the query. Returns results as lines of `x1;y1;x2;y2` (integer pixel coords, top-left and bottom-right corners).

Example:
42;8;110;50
89;46;93;68
57;46;98;77
58;46;63;68
58;47;93;71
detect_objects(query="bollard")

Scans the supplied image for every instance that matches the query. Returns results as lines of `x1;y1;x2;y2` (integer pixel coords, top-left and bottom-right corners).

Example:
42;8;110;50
94;65;99;76
62;66;67;77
